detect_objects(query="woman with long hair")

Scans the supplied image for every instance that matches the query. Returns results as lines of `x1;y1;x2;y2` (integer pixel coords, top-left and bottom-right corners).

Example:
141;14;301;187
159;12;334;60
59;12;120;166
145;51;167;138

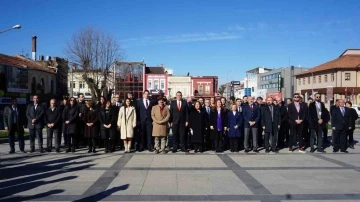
84;100;99;153
209;99;228;153
62;97;79;153
99;100;116;153
189;101;208;153
117;98;137;153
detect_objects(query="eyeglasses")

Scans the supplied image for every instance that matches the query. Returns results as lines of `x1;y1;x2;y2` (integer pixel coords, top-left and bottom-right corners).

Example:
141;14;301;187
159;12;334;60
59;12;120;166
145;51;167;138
316;96;320;98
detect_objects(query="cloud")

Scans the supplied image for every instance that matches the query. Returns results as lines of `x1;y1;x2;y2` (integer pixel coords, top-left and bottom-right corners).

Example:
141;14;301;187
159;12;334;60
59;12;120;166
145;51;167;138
228;25;245;31
121;31;242;46
256;22;267;29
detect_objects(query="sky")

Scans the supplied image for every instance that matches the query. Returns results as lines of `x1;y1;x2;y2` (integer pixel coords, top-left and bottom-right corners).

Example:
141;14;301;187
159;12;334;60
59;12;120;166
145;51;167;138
1;0;360;84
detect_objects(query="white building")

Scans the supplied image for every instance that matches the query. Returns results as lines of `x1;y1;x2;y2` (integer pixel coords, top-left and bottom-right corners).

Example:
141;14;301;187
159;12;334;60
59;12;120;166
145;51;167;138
238;67;271;98
168;76;191;98
68;67;114;98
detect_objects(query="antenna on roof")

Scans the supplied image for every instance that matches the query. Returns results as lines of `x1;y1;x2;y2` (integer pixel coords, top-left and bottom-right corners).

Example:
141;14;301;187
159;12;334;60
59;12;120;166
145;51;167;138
142;57;144;63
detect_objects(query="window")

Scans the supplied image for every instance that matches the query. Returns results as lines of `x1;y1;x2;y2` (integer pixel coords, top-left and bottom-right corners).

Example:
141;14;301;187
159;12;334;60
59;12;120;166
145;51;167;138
308;77;310;84
298;79;301;85
70;81;75;89
198;85;203;95
318;75;321;83
205;85;210;95
79;81;85;89
148;80;152;90
331;73;334;81
154;80;159;90
345;73;351;81
313;76;316;84
160;79;165;90
324;75;328;82
303;78;305;85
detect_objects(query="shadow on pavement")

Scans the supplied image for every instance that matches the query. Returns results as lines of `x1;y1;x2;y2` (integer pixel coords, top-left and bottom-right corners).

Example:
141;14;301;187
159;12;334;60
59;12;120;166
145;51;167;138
0;189;64;202
74;184;130;202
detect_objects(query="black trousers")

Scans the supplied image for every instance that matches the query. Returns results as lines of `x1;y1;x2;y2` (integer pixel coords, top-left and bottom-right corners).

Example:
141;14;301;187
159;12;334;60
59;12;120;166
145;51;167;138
310;125;323;150
264;131;277;151
213;131;224;152
8;124;25;151
193;143;203;152
229;137;239;152
347;128;355;146
88;137;96;150
204;129;212;151
278;121;288;147
333;129;347;151
172;123;186;150
47;127;60;150
303;122;310;147
67;133;76;150
289;123;303;149
257;126;263;147
139;121;153;150
29;128;43;150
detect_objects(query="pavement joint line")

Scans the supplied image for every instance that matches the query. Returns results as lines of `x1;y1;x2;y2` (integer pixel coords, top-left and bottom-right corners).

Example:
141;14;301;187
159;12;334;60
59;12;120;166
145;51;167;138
2;194;360;201
309;154;360;172
81;154;133;196
217;154;272;195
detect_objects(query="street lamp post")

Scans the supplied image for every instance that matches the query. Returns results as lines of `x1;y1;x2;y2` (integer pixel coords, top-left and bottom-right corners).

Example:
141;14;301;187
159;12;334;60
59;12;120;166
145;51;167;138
0;24;21;34
226;69;234;98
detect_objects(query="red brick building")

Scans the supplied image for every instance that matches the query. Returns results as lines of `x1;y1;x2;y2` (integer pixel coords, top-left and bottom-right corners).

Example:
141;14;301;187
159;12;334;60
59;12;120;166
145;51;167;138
115;62;145;100
191;76;218;98
145;67;168;95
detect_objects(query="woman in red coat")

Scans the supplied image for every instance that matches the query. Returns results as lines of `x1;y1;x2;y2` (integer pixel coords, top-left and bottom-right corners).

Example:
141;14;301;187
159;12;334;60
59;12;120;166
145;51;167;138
83;100;99;153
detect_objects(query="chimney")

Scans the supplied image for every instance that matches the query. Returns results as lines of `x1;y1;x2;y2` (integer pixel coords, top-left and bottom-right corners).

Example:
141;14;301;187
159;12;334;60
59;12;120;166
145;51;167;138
32;36;37;61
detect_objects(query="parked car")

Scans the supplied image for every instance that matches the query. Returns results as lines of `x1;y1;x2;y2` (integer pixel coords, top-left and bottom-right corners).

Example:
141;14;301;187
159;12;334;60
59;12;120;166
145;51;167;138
84;92;92;100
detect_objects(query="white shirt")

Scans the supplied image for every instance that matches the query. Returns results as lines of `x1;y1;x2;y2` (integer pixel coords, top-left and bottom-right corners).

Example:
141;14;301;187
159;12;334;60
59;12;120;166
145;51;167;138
315;101;321;109
177;100;181;108
233;111;236;116
143;99;149;108
50;107;55;112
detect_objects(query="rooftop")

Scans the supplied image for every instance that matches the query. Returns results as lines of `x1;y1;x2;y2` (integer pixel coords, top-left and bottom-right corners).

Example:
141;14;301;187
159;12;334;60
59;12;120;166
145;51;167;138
145;67;164;74
0;53;56;74
295;49;360;76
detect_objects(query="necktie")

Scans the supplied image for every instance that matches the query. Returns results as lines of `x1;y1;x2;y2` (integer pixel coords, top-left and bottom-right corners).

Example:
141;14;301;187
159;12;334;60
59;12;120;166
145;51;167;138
177;101;181;111
238;107;241;112
145;100;148;109
270;105;273;120
13;107;17;123
341;107;345;116
207;107;210;114
34;105;37;110
250;105;253;111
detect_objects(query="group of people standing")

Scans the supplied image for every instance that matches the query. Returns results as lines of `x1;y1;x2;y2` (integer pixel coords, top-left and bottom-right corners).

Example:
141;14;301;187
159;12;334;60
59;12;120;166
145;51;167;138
3;90;358;154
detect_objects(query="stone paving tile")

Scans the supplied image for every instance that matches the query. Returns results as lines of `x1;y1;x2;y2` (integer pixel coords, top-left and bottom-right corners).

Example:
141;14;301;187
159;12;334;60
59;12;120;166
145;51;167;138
282;201;360;202
177;170;253;195
140;171;178;195
248;169;360;195
107;170;148;195
320;154;360;167
230;154;342;167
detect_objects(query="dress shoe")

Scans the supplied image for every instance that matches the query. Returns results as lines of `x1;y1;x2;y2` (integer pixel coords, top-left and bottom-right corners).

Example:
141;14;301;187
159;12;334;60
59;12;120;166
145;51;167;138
340;150;348;153
310;148;315;153
9;150;15;154
162;150;167;154
317;149;326;153
333;149;339;153
253;150;259;153
20;150;27;153
349;145;355;149
92;149;96;153
271;150;279;153
265;149;270;153
66;149;71;153
172;149;177;153
87;149;92;153
40;149;45;153
155;150;159;154
30;148;35;153
55;149;60;153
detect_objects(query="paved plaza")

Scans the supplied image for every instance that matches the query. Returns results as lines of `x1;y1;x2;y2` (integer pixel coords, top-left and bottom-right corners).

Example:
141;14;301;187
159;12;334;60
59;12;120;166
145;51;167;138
1;132;360;202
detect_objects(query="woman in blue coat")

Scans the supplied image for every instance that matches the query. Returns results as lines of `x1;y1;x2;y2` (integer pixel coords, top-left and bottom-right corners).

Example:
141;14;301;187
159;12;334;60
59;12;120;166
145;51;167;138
228;104;244;152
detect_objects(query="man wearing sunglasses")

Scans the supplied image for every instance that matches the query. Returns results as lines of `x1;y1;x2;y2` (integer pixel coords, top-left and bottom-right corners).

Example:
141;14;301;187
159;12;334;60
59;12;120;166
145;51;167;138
287;93;306;153
308;93;328;153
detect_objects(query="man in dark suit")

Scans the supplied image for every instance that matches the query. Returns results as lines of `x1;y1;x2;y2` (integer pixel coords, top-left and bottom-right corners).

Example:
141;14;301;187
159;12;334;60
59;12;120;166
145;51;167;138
44;99;62;152
261;97;281;153
26;95;45;153
112;93;122;151
242;96;260;153
136;90;153;152
255;97;264;147
204;98;212;151
277;99;288;148
186;97;194;150
329;99;340;145
308;93;328;153
3;98;26;153
287;93;306;153
77;93;86;148
169;91;189;153
331;99;352;153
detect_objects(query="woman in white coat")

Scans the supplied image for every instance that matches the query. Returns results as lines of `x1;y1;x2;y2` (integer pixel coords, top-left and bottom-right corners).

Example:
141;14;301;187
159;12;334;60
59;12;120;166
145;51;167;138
117;98;136;153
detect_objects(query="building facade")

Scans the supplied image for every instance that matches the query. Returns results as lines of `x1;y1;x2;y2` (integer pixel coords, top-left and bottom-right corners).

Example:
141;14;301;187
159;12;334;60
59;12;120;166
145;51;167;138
114;62;144;100
258;66;308;100
191;76;218;98
168;76;191;98
295;49;360;106
238;67;271;98
145;67;168;95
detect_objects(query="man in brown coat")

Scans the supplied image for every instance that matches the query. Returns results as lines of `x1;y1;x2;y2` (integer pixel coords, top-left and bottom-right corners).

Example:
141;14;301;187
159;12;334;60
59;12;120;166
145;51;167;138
151;97;170;154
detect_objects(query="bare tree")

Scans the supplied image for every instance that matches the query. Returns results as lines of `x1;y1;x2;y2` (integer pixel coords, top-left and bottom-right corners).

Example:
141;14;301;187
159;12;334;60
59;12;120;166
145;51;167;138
65;27;124;101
